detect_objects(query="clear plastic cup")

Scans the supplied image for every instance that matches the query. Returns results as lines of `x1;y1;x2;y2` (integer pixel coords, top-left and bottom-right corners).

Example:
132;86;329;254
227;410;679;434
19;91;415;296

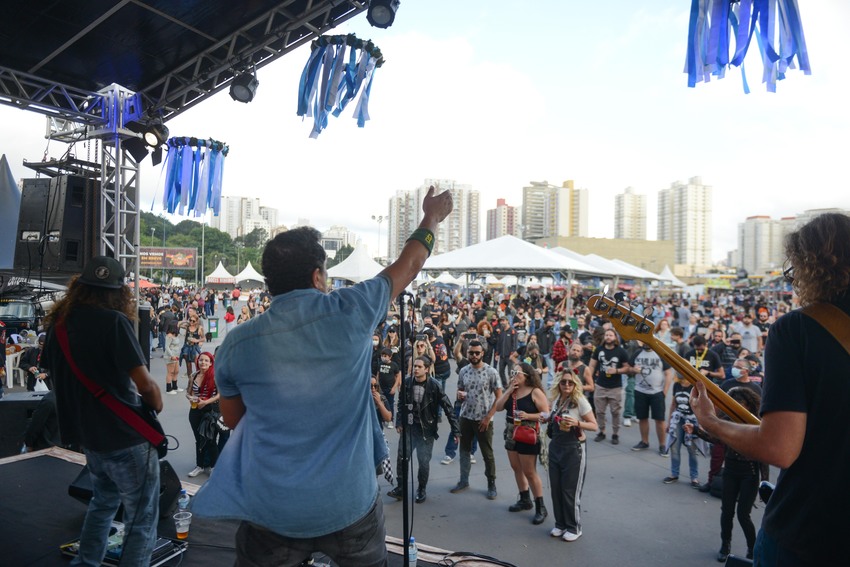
173;512;192;540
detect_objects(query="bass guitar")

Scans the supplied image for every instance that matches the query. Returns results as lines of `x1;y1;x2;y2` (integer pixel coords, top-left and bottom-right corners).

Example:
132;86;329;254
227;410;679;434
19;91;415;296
586;292;760;426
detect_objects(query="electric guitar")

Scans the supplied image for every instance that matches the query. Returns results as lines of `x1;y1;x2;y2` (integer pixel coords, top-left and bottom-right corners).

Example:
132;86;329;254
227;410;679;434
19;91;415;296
586;292;760;425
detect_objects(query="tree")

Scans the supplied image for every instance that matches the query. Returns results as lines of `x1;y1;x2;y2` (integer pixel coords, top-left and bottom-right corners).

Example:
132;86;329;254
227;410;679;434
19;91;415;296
327;244;354;269
242;227;269;249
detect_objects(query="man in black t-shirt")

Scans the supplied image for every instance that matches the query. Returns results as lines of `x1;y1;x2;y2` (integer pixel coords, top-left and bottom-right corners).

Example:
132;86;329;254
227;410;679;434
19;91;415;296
684;335;724;386
588;329;629;445
692;213;850;565
373;348;401;426
44;256;163;566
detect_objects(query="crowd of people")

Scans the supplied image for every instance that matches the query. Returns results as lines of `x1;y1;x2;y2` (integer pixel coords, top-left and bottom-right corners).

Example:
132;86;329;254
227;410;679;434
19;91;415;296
29;196;848;566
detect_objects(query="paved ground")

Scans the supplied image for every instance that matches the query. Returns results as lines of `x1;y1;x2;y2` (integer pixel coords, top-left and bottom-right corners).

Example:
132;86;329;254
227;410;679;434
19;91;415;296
18;325;765;566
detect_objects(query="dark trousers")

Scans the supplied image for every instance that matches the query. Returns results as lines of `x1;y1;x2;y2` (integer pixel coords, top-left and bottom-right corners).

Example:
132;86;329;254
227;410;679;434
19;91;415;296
497;356;510;389
188;406;222;468
720;468;758;548
459;417;495;484
549;441;587;534
234;495;387;567
395;423;434;489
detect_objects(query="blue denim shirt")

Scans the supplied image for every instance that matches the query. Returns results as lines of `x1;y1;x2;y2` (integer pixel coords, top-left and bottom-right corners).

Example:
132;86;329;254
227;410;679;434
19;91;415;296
192;275;391;537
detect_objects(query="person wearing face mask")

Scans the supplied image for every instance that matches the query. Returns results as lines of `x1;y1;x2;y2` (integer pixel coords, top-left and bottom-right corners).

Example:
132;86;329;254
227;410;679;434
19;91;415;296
626;341;673;456
719;358;762;396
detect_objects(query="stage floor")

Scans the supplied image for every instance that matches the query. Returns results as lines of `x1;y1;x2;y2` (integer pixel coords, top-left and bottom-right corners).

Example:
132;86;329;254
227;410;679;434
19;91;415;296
0;448;476;566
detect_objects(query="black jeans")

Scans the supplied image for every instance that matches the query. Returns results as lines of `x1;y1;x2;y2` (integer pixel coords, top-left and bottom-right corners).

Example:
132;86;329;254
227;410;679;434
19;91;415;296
720;466;759;548
188;405;222;468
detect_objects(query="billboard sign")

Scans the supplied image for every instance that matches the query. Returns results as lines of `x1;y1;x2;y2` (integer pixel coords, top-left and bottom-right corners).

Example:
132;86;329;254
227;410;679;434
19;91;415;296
139;247;197;270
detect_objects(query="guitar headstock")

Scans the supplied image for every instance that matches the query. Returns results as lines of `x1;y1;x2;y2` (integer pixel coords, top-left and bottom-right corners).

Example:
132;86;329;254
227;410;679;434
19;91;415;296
586;293;657;342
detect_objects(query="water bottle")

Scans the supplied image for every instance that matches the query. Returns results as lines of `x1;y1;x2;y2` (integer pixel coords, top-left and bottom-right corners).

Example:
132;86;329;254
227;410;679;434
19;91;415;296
177;489;190;512
408;536;418;567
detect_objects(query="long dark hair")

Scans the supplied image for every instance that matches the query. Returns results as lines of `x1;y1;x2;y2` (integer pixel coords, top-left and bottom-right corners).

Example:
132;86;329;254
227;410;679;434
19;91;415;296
517;361;544;391
44;275;136;327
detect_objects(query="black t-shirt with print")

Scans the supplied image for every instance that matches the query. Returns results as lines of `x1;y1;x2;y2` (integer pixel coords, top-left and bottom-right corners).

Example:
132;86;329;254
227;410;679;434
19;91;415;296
376;360;400;391
592;345;629;389
671;382;694;416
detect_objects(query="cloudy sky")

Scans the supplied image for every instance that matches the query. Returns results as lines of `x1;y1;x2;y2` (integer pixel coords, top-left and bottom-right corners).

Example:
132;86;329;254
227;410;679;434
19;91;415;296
1;0;848;262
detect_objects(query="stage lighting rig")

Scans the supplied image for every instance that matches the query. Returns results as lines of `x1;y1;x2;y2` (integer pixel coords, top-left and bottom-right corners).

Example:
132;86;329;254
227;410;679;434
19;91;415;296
143;120;169;148
230;68;259;103
367;0;399;28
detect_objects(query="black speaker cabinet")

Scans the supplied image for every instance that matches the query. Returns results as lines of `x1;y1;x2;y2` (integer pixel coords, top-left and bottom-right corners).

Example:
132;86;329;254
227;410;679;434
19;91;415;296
14;175;99;276
69;459;182;519
0;391;48;457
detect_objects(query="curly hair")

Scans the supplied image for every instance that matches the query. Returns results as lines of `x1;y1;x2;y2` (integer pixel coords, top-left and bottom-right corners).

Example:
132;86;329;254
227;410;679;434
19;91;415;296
262;227;327;296
785;213;850;305
727;386;761;415
44;275;136;327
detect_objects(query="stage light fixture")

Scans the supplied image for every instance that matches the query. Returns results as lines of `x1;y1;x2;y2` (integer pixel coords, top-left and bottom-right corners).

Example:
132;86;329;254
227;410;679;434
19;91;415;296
367;0;400;28
230;70;259;103
143;121;169;148
151;146;164;166
124;136;149;163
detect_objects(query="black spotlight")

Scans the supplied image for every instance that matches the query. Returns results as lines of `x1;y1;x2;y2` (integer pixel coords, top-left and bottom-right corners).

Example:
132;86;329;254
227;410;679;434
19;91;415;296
367;0;400;28
230;71;259;103
124;136;149;163
143;121;169;148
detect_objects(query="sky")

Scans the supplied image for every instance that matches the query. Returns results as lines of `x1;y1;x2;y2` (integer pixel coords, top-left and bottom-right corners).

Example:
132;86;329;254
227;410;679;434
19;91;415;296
1;0;849;263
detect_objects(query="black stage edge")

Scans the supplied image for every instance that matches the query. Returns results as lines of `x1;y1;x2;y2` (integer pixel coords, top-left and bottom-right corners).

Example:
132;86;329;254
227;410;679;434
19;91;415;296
0;450;442;566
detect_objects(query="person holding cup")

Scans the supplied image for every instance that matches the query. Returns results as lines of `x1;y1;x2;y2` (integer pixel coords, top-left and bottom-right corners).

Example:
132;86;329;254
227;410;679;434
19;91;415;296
542;369;598;542
187;352;225;478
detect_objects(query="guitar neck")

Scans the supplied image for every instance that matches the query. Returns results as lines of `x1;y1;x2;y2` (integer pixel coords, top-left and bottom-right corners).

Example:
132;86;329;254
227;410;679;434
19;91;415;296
646;337;760;425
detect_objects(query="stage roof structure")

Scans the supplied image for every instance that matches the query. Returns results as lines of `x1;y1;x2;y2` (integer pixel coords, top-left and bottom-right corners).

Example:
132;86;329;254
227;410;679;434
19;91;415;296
0;1;367;125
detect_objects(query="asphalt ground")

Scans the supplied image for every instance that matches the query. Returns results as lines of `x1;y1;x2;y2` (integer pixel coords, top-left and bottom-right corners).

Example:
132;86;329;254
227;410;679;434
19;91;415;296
14;323;765;566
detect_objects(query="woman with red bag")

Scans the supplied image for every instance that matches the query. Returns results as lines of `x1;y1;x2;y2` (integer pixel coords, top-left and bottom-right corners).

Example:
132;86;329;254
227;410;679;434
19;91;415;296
494;361;550;525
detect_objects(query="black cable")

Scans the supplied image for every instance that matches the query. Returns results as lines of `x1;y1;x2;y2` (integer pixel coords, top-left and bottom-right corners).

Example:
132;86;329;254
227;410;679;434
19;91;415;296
436;551;519;567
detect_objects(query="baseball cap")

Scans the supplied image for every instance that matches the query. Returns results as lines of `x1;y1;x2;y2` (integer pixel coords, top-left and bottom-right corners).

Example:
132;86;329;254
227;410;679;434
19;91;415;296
79;256;126;289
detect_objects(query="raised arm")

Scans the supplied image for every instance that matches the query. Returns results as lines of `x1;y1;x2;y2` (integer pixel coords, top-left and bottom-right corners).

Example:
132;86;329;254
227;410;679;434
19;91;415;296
379;186;453;299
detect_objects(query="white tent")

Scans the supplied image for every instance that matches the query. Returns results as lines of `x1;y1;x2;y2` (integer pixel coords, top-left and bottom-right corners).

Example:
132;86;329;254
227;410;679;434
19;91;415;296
235;261;265;286
659;265;687;287
327;246;383;284
205;261;236;285
423;235;609;277
610;259;664;281
432;271;464;286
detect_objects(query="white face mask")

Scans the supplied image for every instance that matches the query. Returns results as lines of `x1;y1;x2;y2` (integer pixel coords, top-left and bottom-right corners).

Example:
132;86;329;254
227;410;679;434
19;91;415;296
372;340;379;347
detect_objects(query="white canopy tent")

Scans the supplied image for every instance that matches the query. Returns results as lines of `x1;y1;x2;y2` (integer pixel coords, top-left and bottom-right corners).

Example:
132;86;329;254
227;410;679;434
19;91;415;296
610;259;664;281
205;261;236;286
659;265;687;287
326;246;384;284
235;261;265;287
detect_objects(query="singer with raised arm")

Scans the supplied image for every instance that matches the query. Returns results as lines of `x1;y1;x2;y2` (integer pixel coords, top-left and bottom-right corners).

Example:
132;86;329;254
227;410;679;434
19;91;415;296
192;187;453;567
690;213;850;566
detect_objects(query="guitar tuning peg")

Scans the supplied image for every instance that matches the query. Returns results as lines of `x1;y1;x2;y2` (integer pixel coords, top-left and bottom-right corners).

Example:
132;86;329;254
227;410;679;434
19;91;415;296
613;291;626;304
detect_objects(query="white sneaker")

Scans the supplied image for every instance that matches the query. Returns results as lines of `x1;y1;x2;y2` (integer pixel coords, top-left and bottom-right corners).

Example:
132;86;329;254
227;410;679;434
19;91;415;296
470;455;477;464
440;455;454;465
562;531;582;542
188;466;204;478
167;390;177;395
175;387;185;392
623;418;632;427
550;527;566;537
386;422;394;429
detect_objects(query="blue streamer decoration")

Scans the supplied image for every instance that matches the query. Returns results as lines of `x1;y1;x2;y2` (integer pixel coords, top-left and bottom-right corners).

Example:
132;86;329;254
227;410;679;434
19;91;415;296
161;137;229;218
296;34;385;138
685;0;811;93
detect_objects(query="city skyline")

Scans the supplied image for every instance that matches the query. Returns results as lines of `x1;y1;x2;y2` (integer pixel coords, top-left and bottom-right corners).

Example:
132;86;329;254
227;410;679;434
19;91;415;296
1;1;847;263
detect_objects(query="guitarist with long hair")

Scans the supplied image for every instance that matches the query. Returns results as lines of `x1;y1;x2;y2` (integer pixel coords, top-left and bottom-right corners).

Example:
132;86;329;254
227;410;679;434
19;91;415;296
691;213;850;566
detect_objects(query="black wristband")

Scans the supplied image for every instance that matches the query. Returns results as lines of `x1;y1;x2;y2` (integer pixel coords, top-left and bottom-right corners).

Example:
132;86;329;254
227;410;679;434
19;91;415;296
406;228;435;256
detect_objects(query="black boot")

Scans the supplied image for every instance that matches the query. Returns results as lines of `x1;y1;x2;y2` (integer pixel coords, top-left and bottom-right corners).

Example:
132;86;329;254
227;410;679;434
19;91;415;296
532;497;548;525
508;490;533;512
746;547;754;560
166;382;172;393
716;540;731;562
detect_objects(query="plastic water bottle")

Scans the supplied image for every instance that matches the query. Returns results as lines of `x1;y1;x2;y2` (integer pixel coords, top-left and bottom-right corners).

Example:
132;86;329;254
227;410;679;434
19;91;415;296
408;536;418;567
177;489;190;512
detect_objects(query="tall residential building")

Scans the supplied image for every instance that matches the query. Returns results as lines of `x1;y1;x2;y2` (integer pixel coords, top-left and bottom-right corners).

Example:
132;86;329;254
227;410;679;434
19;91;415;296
520;180;588;242
387;179;480;259
210;196;278;239
657;176;712;269
321;225;358;259
736;216;793;276
615;187;647;240
486;198;521;240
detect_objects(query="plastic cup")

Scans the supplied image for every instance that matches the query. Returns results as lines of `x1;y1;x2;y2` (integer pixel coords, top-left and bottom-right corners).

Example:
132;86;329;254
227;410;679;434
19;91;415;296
173;512;192;540
190;396;199;409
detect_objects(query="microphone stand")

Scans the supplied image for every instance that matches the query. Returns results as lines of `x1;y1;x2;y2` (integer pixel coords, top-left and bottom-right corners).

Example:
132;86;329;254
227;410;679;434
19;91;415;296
397;291;413;566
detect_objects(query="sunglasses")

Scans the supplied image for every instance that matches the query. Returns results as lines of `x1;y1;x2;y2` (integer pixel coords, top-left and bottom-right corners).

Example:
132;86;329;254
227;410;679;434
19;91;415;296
467;351;483;356
510;368;525;377
559;380;574;386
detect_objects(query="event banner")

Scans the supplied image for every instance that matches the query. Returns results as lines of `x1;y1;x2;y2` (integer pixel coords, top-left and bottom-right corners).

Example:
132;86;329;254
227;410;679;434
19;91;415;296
140;247;197;269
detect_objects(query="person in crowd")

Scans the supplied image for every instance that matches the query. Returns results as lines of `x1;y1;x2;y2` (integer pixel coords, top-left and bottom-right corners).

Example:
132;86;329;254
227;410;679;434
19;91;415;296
712;332;742;381
187;351;226;477
691;213;850;566
494;362;550;525
685;334;724;386
588;329;629;445
535;317;557;388
654;318;674;348
494;317;518;389
719;357;762;396
43;256;163;566
163;322;184;394
179;312;205;380
224;305;236;335
522;344;549;383
373;347;401;428
551;328;571;371
382;326;403;369
451;339;503;500
442;335;480;465
687;387;768;562
20;334;51;391
565;341;594;413
236;305;251;325
663;375;702;487
439;311;456;354
408;338;435;377
627;340;672;455
424;327;451;408
191;187;453;566
477;319;496;365
387;355;458;504
731;313;762;354
22;389;61;451
670;326;691;359
543;368;597;542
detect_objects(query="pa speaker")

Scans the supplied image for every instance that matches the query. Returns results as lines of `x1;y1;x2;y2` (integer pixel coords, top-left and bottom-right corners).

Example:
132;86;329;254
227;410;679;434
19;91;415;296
68;458;182;518
0;391;48;457
14;175;98;277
